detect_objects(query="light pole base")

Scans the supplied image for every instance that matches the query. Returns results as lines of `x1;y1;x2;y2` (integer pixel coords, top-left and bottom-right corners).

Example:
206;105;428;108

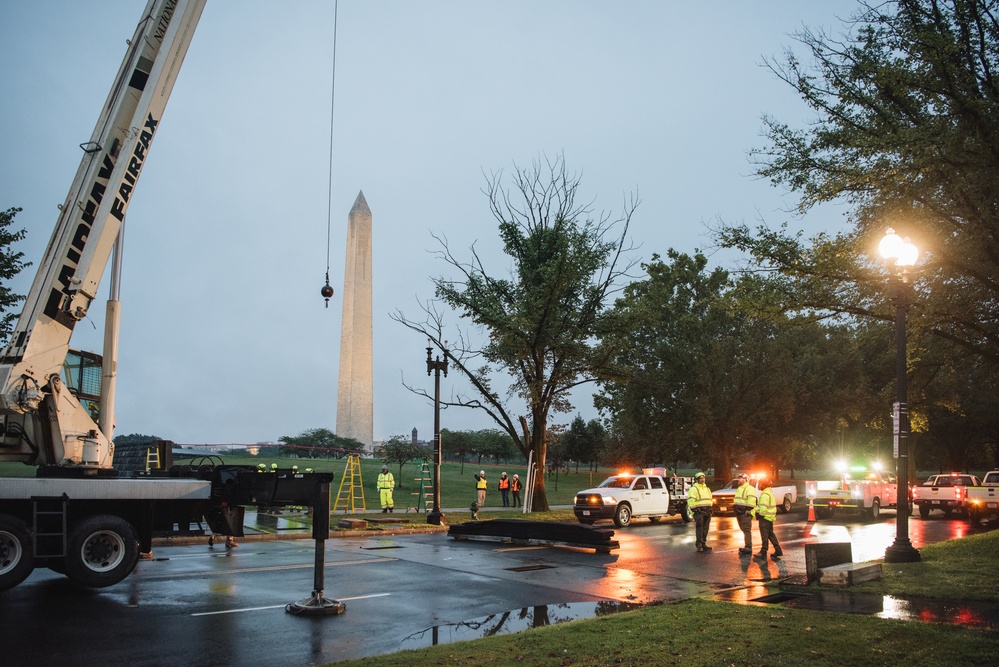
884;542;921;563
426;509;447;526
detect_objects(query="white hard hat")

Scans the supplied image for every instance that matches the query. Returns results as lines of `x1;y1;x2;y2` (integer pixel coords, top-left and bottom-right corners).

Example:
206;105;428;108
480;470;485;475
513;474;518;478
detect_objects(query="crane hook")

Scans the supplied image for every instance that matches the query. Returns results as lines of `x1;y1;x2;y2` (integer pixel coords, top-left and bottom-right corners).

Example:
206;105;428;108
321;273;334;308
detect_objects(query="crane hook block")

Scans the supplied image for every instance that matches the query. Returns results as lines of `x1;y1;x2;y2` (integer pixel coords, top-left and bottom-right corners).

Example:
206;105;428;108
321;282;335;308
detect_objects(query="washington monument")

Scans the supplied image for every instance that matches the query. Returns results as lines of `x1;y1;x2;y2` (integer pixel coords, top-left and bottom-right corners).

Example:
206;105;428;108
336;191;373;448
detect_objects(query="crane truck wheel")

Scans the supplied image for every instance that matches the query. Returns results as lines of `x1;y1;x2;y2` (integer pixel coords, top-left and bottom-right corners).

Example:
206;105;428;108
680;504;693;523
65;515;139;588
0;515;34;591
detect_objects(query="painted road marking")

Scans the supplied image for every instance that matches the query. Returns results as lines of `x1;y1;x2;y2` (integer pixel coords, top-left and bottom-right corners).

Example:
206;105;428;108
191;593;392;617
138;557;397;580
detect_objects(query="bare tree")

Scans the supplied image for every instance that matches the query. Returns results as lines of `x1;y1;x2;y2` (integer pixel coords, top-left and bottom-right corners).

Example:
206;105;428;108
393;154;636;510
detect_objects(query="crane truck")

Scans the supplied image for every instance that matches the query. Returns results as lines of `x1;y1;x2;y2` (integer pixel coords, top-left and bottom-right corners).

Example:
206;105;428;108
0;0;330;592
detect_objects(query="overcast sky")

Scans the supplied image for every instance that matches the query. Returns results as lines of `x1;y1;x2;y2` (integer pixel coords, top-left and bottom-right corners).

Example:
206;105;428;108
0;0;859;445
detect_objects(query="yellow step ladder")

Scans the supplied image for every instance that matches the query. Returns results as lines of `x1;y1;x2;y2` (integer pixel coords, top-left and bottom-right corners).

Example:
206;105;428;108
145;446;161;472
334;454;366;513
408;458;433;513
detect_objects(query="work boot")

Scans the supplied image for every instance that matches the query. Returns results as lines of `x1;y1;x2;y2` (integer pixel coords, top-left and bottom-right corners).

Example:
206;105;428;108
770;554;781;561
738;548;751;555
389;507;394;513
696;546;704;552
226;537;238;548
382;508;388;513
701;545;712;552
754;551;767;559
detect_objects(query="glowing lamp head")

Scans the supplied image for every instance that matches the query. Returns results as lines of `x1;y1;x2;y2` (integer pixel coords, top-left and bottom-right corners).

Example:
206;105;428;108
879;228;918;267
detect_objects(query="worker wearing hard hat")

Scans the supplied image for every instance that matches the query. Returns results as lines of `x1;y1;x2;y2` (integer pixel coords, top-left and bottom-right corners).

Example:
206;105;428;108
498;472;511;507
688;472;713;552
733;473;758;555
474;470;488;507
755;478;783;561
511;473;523;508
377;465;395;513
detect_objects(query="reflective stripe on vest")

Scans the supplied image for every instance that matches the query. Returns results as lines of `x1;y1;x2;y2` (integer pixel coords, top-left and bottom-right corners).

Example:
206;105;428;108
758;488;777;521
689;482;713;509
734;483;758;508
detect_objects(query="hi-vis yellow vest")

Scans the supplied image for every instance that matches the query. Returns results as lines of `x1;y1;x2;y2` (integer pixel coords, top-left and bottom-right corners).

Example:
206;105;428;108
689;482;712;509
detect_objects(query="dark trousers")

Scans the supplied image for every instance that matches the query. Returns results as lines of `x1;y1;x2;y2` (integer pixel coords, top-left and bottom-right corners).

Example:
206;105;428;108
500;489;510;506
736;511;753;550
512;490;521;507
757;518;782;555
694;509;711;547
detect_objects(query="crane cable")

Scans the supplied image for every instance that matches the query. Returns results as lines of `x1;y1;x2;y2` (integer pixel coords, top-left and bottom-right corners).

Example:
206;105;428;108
321;0;339;308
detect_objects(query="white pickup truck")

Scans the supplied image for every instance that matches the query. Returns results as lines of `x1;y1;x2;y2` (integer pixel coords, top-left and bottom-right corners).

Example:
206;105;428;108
573;472;693;527
912;473;980;518
712;476;797;514
805;467;904;520
967;470;999;526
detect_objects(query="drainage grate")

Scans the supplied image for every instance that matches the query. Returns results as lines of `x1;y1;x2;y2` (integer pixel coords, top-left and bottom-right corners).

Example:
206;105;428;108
505;565;556;572
751;592;810;604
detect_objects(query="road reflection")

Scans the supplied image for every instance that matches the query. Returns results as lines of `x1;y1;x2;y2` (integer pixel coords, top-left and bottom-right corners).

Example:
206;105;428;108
398;600;643;650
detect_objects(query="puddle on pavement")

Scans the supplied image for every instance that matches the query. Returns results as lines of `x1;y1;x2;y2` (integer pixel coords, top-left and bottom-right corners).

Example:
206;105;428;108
716;586;999;630
399;600;643;650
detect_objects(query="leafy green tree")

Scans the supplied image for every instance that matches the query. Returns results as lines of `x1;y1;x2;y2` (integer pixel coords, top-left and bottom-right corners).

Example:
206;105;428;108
278;428;364;459
440;428;473;472
718;0;999;368
561;415;606;471
378;435;429;488
0;207;29;341
394;155;636;510
597;251;887;479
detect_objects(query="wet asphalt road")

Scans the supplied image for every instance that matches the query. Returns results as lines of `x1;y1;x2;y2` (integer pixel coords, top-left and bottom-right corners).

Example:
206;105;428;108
0;509;983;666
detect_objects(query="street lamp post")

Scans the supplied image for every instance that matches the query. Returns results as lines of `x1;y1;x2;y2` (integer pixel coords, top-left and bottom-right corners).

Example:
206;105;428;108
879;228;921;563
426;340;448;525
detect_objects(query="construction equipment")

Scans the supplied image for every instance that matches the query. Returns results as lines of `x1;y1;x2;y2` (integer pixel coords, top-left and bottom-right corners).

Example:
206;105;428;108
333;454;366;513
408;458;433;513
145;447;161;472
0;0;335;594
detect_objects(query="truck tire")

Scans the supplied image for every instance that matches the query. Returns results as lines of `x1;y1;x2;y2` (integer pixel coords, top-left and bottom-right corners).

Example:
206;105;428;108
918;505;931;518
969;508;982;526
613;503;632;528
866;499;881;521
0;515;34;592
65;515;139;589
680;503;693;523
780;495;792;513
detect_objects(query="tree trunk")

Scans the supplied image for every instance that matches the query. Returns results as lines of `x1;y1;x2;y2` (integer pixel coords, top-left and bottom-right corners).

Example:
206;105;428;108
523;415;550;511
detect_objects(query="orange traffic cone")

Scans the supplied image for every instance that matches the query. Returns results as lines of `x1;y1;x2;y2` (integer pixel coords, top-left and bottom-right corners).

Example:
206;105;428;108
807;498;816;522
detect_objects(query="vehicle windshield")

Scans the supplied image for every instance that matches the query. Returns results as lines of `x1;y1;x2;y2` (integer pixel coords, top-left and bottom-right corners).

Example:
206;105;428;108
724;479;741;489
598;477;634;489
